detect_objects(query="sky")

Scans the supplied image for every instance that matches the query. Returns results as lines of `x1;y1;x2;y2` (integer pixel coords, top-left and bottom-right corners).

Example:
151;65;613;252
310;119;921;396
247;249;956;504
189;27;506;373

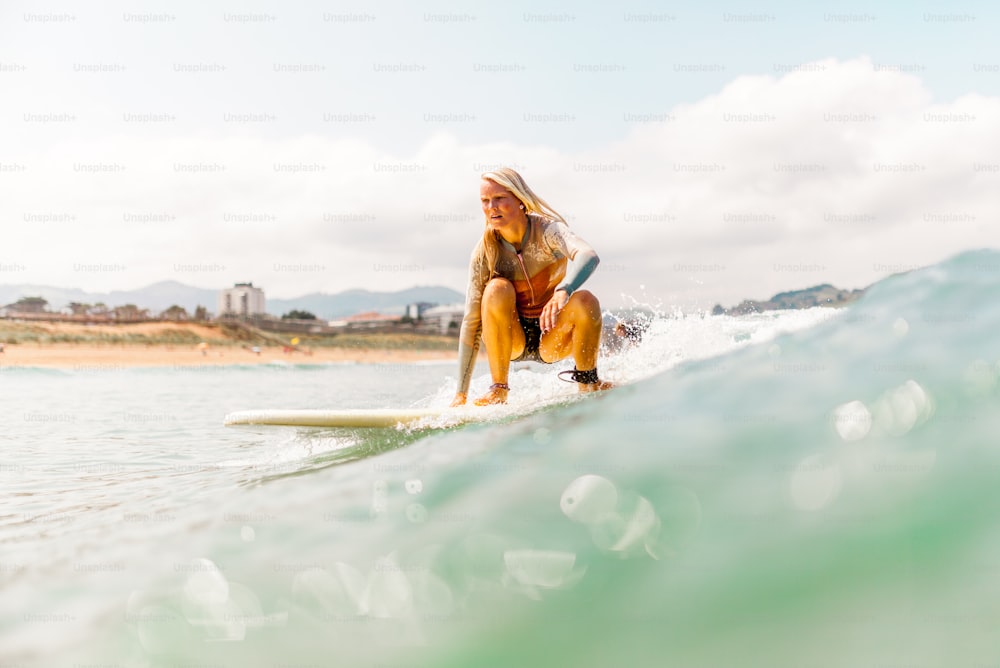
1;0;998;311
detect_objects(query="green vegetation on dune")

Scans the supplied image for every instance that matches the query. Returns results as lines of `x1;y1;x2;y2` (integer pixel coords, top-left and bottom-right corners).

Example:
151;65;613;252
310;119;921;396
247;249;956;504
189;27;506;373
0;320;456;350
0;327;207;346
219;322;456;350
0;322;49;344
298;332;457;351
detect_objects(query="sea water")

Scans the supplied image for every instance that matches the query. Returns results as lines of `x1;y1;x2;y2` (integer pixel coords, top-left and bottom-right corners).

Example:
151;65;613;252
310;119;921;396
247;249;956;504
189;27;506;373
2;249;1000;666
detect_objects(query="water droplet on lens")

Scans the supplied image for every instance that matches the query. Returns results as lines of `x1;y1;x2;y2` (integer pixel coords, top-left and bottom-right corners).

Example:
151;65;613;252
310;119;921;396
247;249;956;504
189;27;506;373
832;400;871;441
183;559;229;605
560;475;618;523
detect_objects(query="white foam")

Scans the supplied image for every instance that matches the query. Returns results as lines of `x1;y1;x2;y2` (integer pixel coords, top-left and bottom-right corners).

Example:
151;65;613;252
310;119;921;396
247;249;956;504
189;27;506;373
217;432;360;470
608;307;841;383
421;307;839;406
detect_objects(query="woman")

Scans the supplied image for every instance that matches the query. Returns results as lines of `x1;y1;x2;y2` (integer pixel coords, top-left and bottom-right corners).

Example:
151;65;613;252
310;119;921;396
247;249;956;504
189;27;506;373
451;167;614;407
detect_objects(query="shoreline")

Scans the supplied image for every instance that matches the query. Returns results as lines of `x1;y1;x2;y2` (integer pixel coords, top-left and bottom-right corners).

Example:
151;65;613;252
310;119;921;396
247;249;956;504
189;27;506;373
0;342;460;369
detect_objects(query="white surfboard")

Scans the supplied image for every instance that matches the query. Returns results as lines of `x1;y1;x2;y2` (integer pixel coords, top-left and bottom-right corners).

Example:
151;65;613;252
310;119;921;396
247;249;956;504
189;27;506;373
223;407;483;429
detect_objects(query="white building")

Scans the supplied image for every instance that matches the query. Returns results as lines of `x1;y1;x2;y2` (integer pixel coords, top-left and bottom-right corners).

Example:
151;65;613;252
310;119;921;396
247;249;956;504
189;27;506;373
421;303;465;334
218;282;266;317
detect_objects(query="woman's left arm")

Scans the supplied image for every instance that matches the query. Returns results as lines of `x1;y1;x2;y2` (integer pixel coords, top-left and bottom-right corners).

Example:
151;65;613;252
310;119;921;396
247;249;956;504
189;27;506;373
547;221;600;296
540;222;601;332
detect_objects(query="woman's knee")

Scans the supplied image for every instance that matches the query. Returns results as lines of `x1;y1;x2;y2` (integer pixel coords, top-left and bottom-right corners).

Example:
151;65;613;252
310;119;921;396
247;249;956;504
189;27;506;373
567;289;601;316
482;278;516;306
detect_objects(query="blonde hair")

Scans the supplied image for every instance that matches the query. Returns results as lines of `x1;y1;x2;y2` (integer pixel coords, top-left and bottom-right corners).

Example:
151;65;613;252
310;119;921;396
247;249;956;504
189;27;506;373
479;167;566;276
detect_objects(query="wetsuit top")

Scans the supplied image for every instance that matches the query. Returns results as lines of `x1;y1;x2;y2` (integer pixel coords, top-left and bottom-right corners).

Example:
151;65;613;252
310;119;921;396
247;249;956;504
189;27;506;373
456;213;600;395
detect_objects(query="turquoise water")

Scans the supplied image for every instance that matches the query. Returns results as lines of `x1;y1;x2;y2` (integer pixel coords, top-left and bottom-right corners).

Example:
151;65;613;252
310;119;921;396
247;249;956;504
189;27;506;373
3;249;1000;666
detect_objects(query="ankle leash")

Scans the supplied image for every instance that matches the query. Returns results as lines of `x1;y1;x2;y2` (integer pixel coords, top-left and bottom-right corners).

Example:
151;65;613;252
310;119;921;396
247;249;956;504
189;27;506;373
557;367;600;384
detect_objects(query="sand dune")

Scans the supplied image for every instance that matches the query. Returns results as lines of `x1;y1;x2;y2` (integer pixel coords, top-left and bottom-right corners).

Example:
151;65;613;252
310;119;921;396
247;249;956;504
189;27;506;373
0;343;456;369
0;320;459;368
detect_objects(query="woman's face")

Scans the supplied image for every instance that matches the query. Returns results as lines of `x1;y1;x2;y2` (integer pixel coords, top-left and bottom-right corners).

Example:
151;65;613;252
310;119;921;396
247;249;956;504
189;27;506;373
480;179;525;235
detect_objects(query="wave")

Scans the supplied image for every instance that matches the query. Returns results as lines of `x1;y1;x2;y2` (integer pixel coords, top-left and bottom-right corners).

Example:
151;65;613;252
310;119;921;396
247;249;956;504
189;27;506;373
254;248;1000;666
27;249;1000;667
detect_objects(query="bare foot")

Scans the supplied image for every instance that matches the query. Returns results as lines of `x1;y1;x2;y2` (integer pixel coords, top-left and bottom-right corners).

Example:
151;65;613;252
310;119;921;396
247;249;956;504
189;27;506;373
579;380;615;394
474;385;509;405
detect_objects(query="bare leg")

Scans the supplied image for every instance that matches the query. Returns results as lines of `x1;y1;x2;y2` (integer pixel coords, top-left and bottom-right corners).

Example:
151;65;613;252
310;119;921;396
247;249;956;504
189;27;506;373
475;278;526;405
538;290;614;393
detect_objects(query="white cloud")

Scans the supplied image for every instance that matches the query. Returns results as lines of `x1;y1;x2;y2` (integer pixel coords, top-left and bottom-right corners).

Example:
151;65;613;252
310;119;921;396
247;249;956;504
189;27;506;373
3;57;998;308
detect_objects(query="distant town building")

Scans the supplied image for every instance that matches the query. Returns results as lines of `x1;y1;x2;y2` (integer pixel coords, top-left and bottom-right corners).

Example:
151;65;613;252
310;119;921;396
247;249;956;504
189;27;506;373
421;303;465;334
218;282;266;318
330;311;401;329
406;302;436;320
4;297;49;314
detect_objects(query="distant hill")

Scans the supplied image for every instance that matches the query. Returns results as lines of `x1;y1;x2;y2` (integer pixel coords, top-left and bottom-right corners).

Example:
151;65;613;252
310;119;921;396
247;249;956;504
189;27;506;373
269;286;464;320
0;281;464;319
0;281;218;315
712;283;866;316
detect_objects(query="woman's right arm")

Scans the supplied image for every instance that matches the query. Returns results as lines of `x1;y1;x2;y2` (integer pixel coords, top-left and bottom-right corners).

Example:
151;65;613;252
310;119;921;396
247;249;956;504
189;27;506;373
452;244;488;405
